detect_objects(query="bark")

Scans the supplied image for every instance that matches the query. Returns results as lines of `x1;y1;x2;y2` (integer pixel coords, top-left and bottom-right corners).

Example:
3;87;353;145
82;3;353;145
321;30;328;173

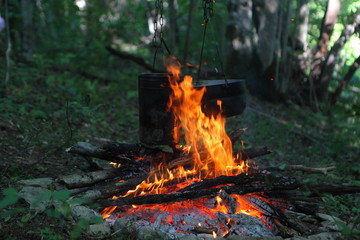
330;55;360;105
309;0;340;102
252;0;280;72
225;0;254;78
295;0;310;50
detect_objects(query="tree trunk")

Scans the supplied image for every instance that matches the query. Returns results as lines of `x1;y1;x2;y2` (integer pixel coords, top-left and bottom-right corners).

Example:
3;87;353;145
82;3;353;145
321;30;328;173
21;0;34;61
295;0;310;51
319;12;360;102
276;0;293;94
226;0;282;101
330;55;360;105
225;0;254;78
309;0;340;102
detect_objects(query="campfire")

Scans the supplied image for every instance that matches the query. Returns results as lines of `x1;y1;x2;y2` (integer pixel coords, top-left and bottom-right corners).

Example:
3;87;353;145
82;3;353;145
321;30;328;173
95;59;297;238
15;59;359;239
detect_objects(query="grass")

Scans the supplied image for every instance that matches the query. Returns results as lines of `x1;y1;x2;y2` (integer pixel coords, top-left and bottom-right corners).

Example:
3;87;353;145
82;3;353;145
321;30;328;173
0;58;359;239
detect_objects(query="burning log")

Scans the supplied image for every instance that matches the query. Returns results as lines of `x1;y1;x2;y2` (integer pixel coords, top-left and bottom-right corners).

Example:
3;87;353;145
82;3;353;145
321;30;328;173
177;173;274;192
98;174;299;207
237;146;272;160
228;128;246;144
66;141;174;169
71;173;148;201
167;146;272;170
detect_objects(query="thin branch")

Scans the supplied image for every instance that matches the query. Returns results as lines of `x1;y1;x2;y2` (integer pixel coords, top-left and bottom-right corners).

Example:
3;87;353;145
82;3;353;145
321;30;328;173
5;0;12;86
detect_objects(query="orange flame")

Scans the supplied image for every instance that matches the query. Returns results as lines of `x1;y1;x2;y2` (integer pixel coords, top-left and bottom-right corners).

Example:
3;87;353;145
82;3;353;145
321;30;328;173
166;60;245;179
102;58;250;218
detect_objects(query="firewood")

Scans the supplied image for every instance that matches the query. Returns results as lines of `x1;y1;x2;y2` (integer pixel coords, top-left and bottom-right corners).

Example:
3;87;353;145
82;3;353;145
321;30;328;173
167;146;272;170
66;141;172;166
57;169;122;189
98;174;299;207
177;173;279;192
308;183;360;196
72;173;148;201
218;190;238;214
237;146;272;160
228;128;246;144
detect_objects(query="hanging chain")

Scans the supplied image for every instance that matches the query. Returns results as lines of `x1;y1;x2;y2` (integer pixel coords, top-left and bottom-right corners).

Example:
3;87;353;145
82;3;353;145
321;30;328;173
153;0;164;48
197;0;214;80
202;0;214;24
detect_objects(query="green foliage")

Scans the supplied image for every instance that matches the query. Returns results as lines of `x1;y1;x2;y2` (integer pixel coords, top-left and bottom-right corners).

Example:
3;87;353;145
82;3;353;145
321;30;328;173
322;194;360;238
38;227;64;240
0;188;19;209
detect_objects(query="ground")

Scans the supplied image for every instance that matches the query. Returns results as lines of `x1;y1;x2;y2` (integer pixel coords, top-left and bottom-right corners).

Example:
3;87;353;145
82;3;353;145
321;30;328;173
0;63;359;239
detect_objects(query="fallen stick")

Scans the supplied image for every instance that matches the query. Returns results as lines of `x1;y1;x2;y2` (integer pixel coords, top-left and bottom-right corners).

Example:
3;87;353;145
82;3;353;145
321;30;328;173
266;165;336;175
286;165;336;175
308;183;360;196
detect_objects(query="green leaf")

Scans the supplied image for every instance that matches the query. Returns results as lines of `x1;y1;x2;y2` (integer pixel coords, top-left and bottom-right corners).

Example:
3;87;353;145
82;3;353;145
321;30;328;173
91;216;104;224
0;188;19;209
32;190;52;207
279;164;287;170
53;190;70;201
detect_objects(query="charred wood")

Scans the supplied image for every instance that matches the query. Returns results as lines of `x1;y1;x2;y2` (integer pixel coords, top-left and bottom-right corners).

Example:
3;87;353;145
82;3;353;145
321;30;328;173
167;146;271;170
66;141;173;166
228;128;246;145
98;175;299;207
72;173;148;201
237;146;272;160
177;173;291;193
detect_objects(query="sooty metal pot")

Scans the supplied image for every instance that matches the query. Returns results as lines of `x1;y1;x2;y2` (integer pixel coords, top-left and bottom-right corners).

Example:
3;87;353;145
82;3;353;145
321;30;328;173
138;73;246;145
